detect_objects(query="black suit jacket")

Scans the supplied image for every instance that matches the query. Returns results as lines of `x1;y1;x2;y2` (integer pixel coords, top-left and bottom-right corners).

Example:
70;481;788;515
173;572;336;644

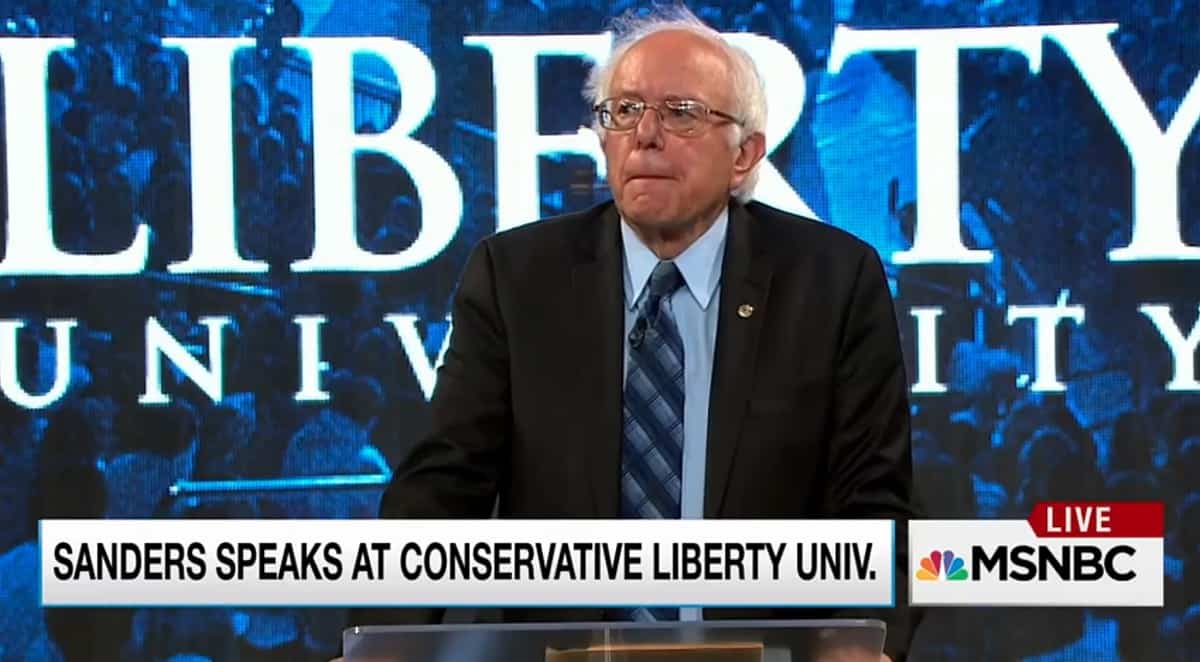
364;199;922;660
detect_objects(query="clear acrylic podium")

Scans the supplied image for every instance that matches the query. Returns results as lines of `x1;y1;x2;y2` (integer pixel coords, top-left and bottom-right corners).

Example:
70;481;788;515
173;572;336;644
343;619;885;661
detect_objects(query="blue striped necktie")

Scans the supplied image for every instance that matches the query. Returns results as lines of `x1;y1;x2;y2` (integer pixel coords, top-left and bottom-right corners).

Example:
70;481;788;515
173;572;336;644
620;260;685;622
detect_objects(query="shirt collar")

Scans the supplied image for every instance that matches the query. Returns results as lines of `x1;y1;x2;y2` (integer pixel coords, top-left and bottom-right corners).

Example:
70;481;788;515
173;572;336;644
621;207;727;312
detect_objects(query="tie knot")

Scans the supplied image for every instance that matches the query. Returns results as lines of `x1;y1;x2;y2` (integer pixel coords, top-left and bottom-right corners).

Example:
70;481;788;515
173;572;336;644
647;261;684;300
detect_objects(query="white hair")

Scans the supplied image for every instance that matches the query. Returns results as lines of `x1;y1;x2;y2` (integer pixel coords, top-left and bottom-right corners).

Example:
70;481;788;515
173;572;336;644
583;5;768;202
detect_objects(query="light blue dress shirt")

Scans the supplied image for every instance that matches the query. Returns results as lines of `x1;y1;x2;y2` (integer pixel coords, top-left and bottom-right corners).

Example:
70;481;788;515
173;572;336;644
620;208;727;520
621;210;726;620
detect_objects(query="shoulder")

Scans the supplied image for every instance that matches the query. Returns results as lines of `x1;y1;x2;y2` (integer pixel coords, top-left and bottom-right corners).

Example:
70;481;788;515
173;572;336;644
460;201;615;291
742;200;882;269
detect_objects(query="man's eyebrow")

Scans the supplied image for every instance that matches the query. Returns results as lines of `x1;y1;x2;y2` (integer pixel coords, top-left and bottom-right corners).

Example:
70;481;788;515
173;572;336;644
607;89;705;101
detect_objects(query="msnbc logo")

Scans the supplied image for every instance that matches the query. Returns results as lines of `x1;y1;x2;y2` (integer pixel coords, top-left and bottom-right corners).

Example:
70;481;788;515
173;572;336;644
917;550;968;581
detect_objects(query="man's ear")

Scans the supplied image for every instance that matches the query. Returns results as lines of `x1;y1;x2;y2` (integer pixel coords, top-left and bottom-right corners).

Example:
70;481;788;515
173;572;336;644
731;131;766;189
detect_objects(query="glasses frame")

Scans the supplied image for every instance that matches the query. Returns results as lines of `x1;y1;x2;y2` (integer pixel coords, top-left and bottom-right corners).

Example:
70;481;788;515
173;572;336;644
592;97;744;135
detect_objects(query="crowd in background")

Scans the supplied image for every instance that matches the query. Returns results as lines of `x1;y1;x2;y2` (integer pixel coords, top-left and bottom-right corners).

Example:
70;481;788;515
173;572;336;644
0;0;1195;659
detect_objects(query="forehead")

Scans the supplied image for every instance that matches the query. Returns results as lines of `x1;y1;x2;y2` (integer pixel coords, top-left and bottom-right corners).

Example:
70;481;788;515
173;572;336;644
608;30;734;103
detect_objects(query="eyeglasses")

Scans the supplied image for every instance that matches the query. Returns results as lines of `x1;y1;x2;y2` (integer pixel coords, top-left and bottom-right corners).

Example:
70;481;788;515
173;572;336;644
592;97;744;135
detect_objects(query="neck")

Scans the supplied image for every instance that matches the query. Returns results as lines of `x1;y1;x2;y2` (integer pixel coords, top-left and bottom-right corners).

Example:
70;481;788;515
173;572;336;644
625;201;727;260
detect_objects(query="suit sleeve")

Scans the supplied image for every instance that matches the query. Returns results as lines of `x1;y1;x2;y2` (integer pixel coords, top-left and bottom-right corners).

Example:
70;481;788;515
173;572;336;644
380;238;511;520
824;245;924;662
350;240;512;629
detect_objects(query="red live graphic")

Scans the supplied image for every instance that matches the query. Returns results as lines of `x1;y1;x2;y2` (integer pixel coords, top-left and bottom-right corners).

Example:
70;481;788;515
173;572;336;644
1027;502;1164;538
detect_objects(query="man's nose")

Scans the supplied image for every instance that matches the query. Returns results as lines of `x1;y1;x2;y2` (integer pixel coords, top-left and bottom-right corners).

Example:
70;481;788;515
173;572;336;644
634;107;665;148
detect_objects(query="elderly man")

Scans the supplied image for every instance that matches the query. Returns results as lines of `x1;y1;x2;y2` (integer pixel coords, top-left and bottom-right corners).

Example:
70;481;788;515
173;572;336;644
366;7;921;661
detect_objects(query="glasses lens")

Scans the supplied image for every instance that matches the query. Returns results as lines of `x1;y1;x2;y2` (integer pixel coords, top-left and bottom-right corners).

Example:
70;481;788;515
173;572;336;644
662;100;703;133
611;99;642;129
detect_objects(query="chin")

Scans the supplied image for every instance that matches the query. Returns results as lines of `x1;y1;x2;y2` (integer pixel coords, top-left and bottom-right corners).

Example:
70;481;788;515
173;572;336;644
620;197;679;225
622;209;681;230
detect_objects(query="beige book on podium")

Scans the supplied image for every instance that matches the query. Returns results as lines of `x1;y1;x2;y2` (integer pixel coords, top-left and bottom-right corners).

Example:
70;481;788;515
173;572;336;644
544;641;764;662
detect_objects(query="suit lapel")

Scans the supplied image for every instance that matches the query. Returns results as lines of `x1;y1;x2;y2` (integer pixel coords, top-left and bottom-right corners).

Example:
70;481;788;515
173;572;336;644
705;202;773;517
570;204;624;517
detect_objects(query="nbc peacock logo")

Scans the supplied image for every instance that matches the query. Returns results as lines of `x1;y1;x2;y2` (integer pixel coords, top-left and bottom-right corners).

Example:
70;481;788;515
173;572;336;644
917;549;969;581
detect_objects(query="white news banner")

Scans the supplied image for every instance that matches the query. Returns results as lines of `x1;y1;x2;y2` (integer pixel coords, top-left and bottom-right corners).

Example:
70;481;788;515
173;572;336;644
41;519;893;607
